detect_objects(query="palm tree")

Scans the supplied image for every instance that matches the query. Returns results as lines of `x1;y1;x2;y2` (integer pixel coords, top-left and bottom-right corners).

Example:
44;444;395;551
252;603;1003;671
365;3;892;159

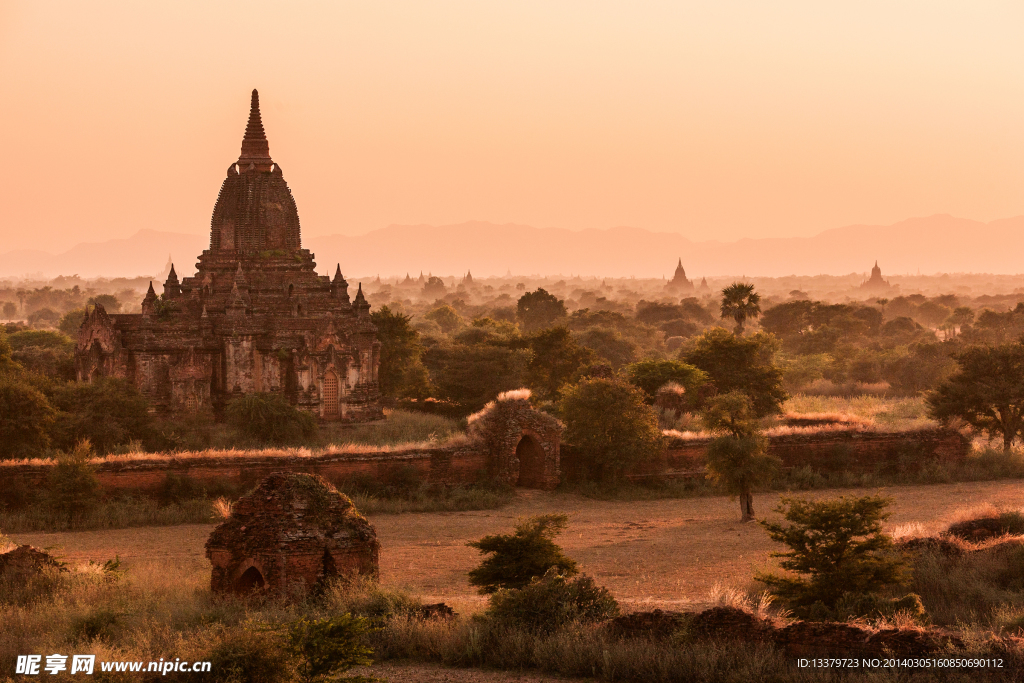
720;283;761;334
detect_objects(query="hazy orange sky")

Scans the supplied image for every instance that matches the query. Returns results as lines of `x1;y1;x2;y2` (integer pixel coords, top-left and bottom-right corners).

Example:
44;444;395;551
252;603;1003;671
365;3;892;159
1;1;1023;254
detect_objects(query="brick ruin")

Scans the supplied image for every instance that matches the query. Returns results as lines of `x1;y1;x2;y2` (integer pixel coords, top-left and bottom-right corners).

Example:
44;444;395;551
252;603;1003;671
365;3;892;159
205;472;379;594
74;90;382;421
468;390;563;490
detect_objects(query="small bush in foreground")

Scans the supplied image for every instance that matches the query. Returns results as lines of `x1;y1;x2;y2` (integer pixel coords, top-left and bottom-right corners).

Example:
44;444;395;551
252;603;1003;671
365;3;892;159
206;628;292;683
467;514;578;593
486;569;619;634
287;615;376;683
757;495;908;619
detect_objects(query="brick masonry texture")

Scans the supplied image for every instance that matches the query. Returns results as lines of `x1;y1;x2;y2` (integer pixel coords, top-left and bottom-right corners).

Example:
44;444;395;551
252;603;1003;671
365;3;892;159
205;472;379;594
74;90;382;422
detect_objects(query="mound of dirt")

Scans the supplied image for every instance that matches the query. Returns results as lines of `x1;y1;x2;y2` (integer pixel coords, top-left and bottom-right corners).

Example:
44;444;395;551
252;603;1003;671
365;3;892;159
947;515;1020;542
0;545;65;580
688;606;775;642
606;609;686;639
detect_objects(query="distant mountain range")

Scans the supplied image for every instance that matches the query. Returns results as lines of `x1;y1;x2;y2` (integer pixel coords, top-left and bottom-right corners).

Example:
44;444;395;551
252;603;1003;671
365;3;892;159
2;214;1022;280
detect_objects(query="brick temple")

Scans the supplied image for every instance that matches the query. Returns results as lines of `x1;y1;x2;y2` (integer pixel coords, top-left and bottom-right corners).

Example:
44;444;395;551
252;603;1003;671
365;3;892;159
75;90;383;421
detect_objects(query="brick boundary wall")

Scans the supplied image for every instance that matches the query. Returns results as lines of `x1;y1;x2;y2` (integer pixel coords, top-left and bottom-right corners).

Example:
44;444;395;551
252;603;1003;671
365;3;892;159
562;427;970;481
1;426;969;504
1;446;488;504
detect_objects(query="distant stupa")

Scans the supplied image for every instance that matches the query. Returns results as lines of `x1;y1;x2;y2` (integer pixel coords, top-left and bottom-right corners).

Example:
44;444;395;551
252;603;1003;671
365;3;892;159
698;277;711;294
665;258;694;293
861;261;892;291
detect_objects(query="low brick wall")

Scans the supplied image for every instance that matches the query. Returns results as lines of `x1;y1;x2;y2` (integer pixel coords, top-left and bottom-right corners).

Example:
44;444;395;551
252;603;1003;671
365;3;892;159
562;427;970;482
1;446;488;506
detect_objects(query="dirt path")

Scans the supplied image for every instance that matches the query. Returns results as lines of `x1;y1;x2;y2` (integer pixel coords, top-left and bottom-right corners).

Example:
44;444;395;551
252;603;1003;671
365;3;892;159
352;661;594;682
12;480;1024;612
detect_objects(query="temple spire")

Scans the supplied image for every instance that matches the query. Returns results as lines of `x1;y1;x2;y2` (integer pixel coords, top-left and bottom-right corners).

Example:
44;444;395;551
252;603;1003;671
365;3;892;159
238;89;272;170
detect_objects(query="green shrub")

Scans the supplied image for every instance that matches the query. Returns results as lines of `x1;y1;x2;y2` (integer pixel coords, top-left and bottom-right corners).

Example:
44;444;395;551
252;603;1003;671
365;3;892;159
559;377;663;481
287;615;376;683
757;495;907;619
69;608;121;643
47;377;155;453
225;392;317;446
205;628;292;683
46;441;102;519
467;514;578;593
0;376;55;458
486;569;619;634
624;358;708;405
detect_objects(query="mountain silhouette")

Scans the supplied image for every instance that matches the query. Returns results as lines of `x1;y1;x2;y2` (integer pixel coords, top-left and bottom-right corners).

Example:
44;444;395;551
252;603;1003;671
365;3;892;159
1;215;1022;279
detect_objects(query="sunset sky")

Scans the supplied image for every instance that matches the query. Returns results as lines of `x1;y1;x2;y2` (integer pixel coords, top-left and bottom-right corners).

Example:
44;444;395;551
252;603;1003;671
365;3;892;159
1;1;1023;254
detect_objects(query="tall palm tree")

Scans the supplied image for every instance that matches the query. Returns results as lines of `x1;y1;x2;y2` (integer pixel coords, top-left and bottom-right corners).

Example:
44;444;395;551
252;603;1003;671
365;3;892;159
720;283;761;334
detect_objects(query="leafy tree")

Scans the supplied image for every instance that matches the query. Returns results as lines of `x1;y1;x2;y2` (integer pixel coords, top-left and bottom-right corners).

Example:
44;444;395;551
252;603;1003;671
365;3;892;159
47;378;155;453
574;327;636;369
225;392;317;446
682;328;787;417
0;376;55;458
87;293;121;312
423;304;463;333
286;615;376;683
8;329;74;351
0;330;19;375
421;275;447;299
422;342;531;413
517;288;567;331
467;514;578;593
58;309;85;337
46;440;102;518
702;392;779;522
516;327;596;398
757;496;907;618
559;377;663;481
2;302;16;320
927;341;1024;450
624;358;707;405
634;301;683;325
720;283;761;334
885;341;955;394
944;306;975;338
370;306;429;399
27;307;61;328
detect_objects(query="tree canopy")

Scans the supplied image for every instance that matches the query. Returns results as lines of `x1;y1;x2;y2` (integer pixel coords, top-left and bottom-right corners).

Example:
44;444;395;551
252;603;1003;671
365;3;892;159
682;329;787;417
559;377;663;481
927;341;1024;450
517;288;567;331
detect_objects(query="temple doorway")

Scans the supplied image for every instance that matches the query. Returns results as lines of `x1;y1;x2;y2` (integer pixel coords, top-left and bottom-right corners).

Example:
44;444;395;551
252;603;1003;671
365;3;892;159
515;434;547;488
322;371;339;416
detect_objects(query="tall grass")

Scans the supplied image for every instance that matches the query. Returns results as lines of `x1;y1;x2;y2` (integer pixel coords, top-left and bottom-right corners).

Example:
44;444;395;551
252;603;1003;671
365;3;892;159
784;394;934;431
4;565;1015;683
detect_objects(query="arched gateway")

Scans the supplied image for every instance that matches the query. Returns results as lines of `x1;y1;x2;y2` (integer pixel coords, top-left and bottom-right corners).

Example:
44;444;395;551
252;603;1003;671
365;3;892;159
467;390;563;490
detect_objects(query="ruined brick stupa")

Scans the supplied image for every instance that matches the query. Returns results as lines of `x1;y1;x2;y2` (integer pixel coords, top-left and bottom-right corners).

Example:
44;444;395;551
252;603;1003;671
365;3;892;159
205;472;379;594
75;90;382;421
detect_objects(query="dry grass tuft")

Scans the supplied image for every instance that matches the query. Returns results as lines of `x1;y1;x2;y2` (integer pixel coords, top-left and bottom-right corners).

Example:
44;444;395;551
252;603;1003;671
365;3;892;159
212;497;232;519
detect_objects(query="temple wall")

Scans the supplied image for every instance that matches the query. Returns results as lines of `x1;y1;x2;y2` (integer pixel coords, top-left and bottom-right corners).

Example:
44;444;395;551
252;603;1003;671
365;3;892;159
0;446;488;504
561;427;969;481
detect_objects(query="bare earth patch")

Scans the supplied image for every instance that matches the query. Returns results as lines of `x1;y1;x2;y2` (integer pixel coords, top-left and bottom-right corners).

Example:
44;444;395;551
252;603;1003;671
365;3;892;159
11;480;1024;614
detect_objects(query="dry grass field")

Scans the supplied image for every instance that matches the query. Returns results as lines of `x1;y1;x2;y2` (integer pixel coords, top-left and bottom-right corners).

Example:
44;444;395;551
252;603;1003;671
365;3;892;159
12;479;1024;616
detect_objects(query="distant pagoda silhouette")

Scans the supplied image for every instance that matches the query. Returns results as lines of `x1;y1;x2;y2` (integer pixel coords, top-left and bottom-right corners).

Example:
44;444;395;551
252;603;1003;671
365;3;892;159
665;258;695;293
860;261;892;292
